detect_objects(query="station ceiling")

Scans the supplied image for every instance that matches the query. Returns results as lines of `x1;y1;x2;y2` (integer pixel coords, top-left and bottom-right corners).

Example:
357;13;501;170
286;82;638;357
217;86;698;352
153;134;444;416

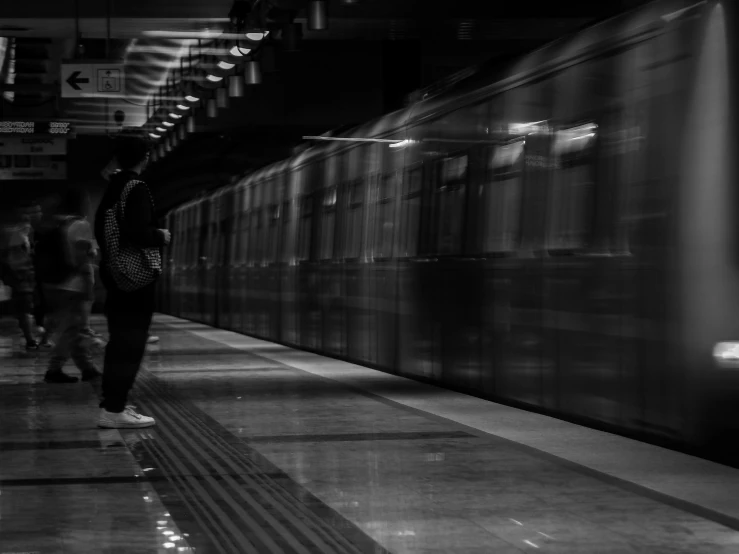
0;0;648;212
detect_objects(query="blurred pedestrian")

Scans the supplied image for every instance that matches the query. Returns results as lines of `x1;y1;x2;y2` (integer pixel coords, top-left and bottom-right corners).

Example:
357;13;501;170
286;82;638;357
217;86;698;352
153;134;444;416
36;188;101;383
1;214;39;350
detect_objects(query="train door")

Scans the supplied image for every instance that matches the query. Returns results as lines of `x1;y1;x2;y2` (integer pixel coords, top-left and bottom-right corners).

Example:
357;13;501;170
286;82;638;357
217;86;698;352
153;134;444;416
196;198;210;323
280;169;298;345
342;149;370;364
297;161;323;350
266;173;284;340
216;190;235;329
430;147;482;390
232;184;248;334
395;159;429;379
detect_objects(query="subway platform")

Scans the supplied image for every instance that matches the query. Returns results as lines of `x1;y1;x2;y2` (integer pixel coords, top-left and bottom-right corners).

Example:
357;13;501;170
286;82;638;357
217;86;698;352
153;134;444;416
2;315;739;553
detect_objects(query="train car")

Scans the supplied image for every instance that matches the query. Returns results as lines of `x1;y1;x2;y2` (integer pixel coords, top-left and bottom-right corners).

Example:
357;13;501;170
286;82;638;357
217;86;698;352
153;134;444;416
162;0;739;460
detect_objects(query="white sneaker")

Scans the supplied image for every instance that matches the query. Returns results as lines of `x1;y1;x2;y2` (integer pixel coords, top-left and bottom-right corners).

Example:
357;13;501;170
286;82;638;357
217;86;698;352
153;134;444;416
147;335;159;344
98;406;156;429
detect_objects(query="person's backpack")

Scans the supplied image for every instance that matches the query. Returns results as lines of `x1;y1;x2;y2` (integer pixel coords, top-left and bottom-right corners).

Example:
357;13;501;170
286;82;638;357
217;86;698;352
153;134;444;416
103;179;162;292
34;216;82;285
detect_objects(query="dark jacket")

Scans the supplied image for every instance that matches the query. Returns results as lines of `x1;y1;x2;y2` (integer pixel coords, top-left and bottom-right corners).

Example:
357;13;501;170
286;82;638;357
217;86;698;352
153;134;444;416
94;170;164;291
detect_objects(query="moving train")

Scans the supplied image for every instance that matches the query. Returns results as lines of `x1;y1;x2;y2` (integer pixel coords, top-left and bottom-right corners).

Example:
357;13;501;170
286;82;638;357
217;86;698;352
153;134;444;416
160;0;739;459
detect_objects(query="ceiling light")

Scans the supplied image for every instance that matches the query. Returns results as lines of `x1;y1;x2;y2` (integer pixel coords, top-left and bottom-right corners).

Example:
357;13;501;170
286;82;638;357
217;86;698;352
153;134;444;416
176;104;190;110
217;61;235;70
308;0;328;31
229;45;245;56
216;87;229;109
149;132;161;139
206;98;218;118
245;30;266;41
162;121;174;127
156;126;166;132
206;74;223;82
229;74;244;97
244;60;261;85
169;112;182;119
185;94;199;102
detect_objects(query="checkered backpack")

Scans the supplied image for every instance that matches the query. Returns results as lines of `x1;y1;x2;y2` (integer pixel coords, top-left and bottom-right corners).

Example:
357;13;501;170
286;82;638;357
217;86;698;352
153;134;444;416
103;179;162;292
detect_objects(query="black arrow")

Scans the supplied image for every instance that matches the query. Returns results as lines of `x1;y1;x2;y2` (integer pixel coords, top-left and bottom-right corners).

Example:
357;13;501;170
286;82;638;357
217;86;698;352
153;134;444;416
65;70;89;91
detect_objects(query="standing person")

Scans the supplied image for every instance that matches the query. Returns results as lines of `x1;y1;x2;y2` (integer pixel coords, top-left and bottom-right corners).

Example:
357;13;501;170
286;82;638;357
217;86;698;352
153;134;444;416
38;189;101;383
94;136;171;428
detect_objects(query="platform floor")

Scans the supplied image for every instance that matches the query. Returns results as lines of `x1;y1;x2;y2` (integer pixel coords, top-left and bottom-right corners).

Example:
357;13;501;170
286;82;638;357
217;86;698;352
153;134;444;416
2;315;739;553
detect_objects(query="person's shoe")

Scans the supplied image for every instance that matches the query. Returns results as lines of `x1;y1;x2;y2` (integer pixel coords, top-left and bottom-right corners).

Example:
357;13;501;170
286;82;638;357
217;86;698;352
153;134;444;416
80;367;102;381
98;406;155;429
44;370;79;384
146;335;159;344
25;340;39;351
40;339;54;349
80;328;106;348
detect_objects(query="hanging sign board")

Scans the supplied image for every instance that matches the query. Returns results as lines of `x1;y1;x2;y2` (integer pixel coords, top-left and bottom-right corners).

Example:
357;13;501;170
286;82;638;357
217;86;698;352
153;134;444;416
0;137;67;155
0;157;67;180
61;63;125;98
0;121;72;135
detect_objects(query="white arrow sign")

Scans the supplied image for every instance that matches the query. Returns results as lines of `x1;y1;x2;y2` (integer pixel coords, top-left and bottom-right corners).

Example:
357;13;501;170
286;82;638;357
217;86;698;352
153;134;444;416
61;63;125;98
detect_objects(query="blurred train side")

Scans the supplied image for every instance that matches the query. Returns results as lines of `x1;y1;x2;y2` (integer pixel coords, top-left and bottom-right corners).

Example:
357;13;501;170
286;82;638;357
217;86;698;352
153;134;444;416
160;0;739;456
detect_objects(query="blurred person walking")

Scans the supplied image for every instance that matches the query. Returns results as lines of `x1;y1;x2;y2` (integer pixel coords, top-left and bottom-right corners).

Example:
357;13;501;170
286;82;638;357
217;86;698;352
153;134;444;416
36;189;101;383
1;214;39;350
95;136;170;428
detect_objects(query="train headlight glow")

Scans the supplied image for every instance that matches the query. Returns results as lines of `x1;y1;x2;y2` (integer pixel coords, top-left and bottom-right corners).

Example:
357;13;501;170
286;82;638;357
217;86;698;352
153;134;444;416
713;342;739;366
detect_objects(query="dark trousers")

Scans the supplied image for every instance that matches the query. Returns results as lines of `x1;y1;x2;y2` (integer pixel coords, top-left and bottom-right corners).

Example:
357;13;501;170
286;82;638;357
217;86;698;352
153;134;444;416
45;287;94;373
101;283;156;413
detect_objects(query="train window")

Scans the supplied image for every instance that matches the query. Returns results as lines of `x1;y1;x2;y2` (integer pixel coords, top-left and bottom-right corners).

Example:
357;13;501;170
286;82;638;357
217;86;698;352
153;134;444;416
547;123;597;250
378;173;394;201
403;166;422;196
233;190;242;263
398;167;422;257
483;140;524;252
298;194;313;261
267;203;280;263
190;208;197;265
183;210;190;265
349;179;363;207
374;173;397;258
344;179;364;259
320;187;337;260
323;186;338;207
280;199;292;263
254;208;265;264
434;155;468;254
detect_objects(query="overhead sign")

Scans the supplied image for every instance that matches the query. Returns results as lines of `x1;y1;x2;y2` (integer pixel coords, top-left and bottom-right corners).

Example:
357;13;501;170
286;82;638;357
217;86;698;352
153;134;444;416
61;63;125;98
0;160;67;181
0;121;72;135
0;137;67;155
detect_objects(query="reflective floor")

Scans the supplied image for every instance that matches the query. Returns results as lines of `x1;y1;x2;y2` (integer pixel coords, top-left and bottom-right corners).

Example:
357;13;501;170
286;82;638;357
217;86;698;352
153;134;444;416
2;315;739;553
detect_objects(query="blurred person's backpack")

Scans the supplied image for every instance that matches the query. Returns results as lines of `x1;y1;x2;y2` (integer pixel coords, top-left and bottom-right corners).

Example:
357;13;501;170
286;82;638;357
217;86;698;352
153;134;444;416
34;216;84;284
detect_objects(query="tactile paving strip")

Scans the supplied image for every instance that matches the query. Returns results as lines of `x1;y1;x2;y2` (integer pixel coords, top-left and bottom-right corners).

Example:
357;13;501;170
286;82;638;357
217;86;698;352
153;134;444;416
128;369;392;554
